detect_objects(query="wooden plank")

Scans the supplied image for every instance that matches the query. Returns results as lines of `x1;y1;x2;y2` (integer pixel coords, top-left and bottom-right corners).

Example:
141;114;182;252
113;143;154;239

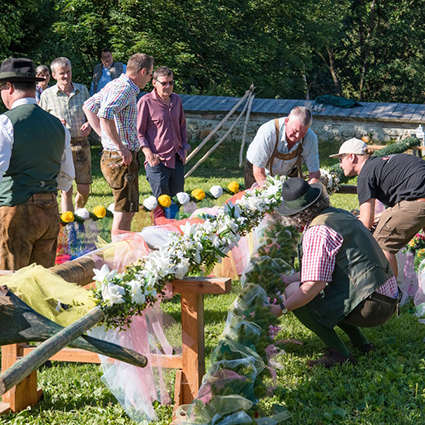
251;98;270;113
0;401;10;415
388;103;410;120
207;96;230;111
409;106;425;122
1;344;40;412
22;347;101;364
363;103;381;119
367;102;393;119
400;103;420;120
376;103;399;119
172;277;231;295
180;292;205;404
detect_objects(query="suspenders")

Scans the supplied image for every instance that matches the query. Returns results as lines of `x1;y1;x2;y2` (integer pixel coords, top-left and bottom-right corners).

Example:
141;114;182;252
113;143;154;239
267;118;304;178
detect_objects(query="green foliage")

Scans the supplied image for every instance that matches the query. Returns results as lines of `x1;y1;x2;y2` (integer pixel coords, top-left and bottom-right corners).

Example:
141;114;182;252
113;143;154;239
3;0;425;101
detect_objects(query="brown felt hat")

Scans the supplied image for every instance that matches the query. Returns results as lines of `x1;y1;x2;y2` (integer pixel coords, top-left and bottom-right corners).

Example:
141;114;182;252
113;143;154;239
0;58;44;83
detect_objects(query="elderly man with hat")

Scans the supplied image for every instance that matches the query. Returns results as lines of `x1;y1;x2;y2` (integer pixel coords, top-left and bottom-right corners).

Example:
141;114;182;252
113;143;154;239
330;138;425;278
270;178;400;368
0;58;74;270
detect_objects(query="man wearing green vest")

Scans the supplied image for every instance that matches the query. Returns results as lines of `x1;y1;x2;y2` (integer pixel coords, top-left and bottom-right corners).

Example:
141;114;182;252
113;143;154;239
0;58;75;270
270;178;400;368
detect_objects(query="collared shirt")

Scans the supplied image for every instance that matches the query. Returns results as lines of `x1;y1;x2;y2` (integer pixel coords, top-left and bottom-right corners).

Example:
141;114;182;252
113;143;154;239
39;82;89;138
84;74;140;151
89;63;127;96
246;117;320;176
137;90;189;168
0;98;75;191
301;224;398;298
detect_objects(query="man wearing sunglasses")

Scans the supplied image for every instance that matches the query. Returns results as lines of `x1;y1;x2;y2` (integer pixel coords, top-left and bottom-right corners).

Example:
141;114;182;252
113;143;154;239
137;67;189;218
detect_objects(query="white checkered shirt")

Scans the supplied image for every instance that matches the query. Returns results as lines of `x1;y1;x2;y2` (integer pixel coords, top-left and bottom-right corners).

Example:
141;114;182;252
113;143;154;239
84;74;140;151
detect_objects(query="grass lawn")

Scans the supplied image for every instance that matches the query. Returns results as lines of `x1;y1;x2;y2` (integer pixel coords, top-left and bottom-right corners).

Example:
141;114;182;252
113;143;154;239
1;138;424;424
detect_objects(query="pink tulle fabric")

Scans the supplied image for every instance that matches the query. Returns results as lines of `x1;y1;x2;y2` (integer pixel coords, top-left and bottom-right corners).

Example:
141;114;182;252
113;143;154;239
85;201;259;422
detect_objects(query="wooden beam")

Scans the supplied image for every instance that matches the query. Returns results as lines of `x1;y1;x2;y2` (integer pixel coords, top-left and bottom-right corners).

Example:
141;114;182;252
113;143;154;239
180;292;205;404
172;277;231;295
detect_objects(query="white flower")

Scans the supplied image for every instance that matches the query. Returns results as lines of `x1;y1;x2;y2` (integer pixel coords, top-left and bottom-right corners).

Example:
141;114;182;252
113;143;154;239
93;264;117;284
174;258;190;279
75;208;90;220
108;203;115;214
128;279;146;304
143;196;158;211
180;221;199;236
176;192;190;205
101;282;126;305
210;185;223;198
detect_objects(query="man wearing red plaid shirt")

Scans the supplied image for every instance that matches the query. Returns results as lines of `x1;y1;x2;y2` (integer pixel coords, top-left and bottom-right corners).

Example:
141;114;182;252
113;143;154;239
270;178;400;368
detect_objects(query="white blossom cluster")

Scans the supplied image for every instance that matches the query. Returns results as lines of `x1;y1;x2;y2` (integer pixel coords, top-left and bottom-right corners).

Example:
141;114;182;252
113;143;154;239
319;168;340;194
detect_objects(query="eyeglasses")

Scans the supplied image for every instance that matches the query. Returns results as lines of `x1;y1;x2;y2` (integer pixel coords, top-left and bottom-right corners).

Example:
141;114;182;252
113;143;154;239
0;82;7;89
338;155;347;163
155;80;174;87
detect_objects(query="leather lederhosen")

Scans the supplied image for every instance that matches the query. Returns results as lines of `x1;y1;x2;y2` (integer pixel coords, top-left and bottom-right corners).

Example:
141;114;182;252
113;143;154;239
267;118;304;178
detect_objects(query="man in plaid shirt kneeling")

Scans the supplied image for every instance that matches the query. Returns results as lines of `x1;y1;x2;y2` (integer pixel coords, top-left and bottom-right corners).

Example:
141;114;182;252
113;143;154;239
270;178;401;368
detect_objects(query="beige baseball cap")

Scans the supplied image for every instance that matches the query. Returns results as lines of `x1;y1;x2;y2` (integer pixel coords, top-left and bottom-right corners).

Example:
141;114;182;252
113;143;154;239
329;138;368;158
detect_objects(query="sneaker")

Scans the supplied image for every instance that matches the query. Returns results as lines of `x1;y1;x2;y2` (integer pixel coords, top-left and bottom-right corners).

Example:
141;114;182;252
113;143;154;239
307;348;355;368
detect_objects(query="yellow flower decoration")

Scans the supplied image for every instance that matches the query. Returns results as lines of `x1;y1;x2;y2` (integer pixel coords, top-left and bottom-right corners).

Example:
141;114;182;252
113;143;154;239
409;239;416;247
419;249;425;256
93;205;107;218
228;181;240;194
191;189;206;201
158;194;172;208
61;211;74;223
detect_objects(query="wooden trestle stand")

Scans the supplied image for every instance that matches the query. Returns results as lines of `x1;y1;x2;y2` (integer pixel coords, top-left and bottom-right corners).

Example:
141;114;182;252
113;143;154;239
0;256;231;418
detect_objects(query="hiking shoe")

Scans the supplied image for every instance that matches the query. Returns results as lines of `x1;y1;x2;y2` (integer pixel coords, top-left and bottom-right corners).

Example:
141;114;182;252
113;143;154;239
307;348;355;368
358;343;375;354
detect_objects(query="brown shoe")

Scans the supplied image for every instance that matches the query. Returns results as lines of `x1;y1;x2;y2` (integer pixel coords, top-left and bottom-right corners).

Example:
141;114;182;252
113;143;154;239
307;348;356;368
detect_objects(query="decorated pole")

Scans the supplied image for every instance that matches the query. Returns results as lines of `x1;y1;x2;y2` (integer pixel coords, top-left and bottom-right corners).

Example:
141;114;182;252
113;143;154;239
0;306;131;396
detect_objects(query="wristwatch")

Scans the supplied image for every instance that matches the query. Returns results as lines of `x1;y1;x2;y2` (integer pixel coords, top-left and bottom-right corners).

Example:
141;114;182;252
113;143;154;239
279;302;288;315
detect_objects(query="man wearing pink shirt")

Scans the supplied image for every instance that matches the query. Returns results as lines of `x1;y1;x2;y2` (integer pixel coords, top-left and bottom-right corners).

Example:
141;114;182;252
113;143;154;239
137;67;189;202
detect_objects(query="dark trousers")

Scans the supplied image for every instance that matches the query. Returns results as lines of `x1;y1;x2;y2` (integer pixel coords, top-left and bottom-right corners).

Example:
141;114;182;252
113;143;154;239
146;156;184;198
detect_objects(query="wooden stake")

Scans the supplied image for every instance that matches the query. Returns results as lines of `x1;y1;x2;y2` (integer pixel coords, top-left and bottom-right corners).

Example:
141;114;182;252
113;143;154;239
239;90;255;167
185;94;251;178
185;87;253;164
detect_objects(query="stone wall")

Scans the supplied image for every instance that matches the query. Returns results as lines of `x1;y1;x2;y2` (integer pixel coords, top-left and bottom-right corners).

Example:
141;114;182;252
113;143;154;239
185;112;423;144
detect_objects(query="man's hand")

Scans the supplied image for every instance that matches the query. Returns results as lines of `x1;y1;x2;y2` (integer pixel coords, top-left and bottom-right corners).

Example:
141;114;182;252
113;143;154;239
143;148;164;167
80;122;91;137
118;146;133;166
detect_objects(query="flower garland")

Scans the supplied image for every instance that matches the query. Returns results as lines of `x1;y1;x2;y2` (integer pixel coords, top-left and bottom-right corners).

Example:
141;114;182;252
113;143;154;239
142;181;245;212
92;176;282;330
60;205;114;225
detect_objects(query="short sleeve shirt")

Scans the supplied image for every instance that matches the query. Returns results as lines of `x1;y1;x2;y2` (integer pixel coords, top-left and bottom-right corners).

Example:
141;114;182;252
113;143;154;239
84;74;140;151
246;117;320;176
357;154;425;207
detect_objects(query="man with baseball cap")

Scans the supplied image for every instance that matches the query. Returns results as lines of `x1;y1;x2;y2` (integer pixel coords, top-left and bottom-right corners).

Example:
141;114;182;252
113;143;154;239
330;138;425;278
270;177;400;368
0;57;74;270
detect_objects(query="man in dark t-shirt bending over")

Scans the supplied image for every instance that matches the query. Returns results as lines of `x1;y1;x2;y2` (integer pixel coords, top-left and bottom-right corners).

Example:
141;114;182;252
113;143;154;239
330;138;425;278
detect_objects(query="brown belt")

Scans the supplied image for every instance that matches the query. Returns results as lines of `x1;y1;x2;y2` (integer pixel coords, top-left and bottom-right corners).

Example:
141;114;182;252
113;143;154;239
24;193;57;203
71;136;87;143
